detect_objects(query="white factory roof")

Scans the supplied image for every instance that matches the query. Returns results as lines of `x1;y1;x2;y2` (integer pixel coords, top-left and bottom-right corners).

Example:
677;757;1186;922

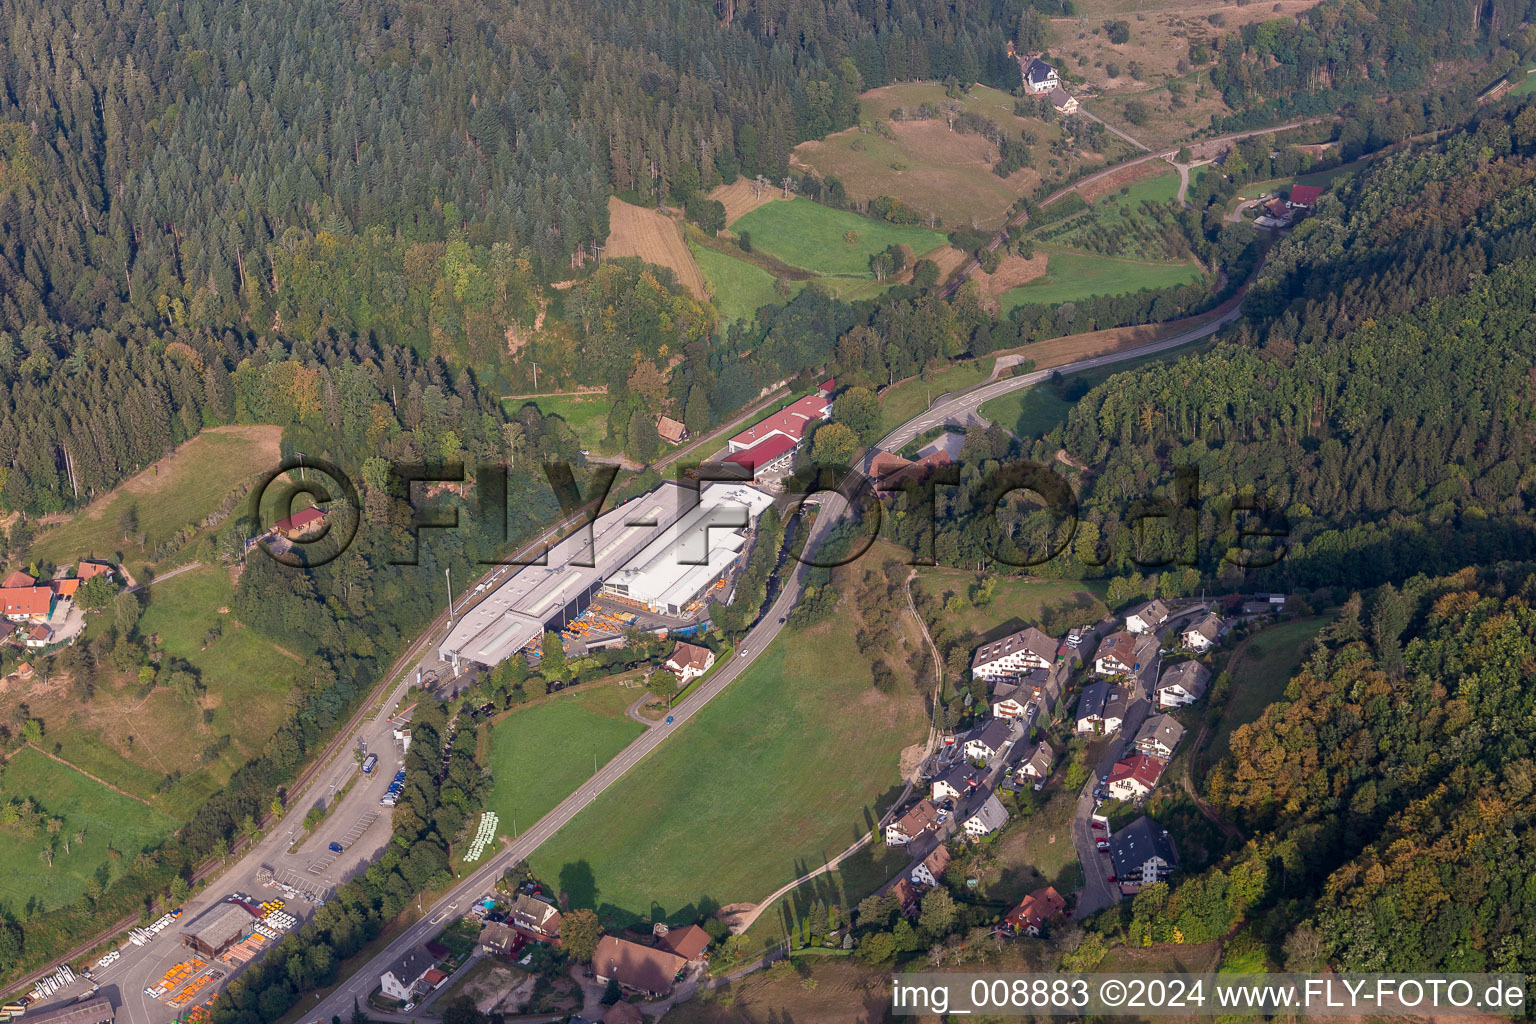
603;484;774;614
439;483;693;666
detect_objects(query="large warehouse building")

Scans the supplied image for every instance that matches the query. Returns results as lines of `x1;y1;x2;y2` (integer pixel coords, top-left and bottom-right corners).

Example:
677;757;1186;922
438;482;696;672
601;483;773;616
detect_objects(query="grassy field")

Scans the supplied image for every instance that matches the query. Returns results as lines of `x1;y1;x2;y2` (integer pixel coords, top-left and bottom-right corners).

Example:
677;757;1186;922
528;601;928;926
728;198;945;278
1511;68;1536;98
503;394;616;454
481;687;645;857
915;571;1108;643
604;197;706;299
0;566;308;815
0;747;177;914
25;425;283;575
999;245;1204;310
877;360;992;434
690;242;801;324
1203;615;1329;766
792;84;1066;231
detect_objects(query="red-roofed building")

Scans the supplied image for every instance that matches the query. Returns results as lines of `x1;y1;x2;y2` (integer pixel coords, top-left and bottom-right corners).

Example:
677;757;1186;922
726;393;831;453
1287;184;1325;208
1106;753;1167;802
1;587;53;621
870;448;953;494
2;570;36;589
273;506;326;538
1004;886;1066;936
50;578;80;598
656;924;712;963
817;378;836;397
722;432;798;480
422;968;449;988
76;561;115;582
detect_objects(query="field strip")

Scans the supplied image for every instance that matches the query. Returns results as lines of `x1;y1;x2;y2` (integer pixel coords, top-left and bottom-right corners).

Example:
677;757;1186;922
22;743;159;809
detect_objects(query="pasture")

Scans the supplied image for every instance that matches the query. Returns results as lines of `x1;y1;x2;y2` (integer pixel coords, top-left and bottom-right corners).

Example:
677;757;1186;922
689;243;801;324
527;581;928;926
1203;615;1329;767
503;393;616;454
25;425;283;575
0;747;176;915
727;198;945;278
999;245;1204;309
604;197;707;299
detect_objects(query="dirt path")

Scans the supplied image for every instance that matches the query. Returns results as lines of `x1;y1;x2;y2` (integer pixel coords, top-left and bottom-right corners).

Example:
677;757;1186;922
24;742;159;809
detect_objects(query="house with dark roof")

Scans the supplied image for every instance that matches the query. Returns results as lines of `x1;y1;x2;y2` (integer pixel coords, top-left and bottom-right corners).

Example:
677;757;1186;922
972;627;1058;682
1048;87;1079;114
1017;740;1056;781
1004;886;1066;936
380;945;438;1002
1094;630;1158;678
1022;56;1059;94
1181;612;1226;652
1133;714;1185;760
885;798;941;846
594;935;686;998
656;923;712;963
1075;681;1125;734
1125;599;1171;635
931;762;980;803
1155;661;1211;708
962;791;1010;837
508;894;563;942
963;718;1017;764
478;921;520;956
1106;753;1166;801
1110;817;1179;892
911;844;952;887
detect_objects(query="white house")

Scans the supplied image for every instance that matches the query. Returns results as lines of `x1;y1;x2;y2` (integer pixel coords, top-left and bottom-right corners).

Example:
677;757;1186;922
1095;630;1159;677
1105;754;1165;802
1181;612;1226;652
1125;599;1171;635
1022;57;1059;94
910;845;951;887
963;719;1016;764
932;763;979;803
990;681;1031;720
1110;817;1179;891
664;641;715;684
971;627;1056;682
1155;661;1211;708
885;799;940;846
1075;681;1124;734
1133;714;1185;760
379;946;436;1002
1048;87;1078;114
1017;741;1056;780
963;792;1010;837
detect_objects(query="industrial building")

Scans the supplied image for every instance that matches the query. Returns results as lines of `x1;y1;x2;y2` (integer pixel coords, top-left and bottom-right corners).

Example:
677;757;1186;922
721;381;834;480
601;484;772;616
22;996;114;1024
179;902;253;958
438;483;694;672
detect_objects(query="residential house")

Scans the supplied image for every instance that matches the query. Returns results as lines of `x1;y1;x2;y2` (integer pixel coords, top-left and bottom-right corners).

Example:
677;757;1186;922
478;921;519;956
991;667;1054;721
0;586;52;621
1048;87;1079;114
963;718;1016;764
1106;754;1166;802
593;935;686;998
1287;184;1324;209
817;377;837;398
1125;599;1171;635
1181;613;1226;652
1003;886;1066;936
24;624;51;648
379;946;437;1002
962;792;1010;837
870;446;954;493
76;560;115;582
422;968;450;990
1095;630;1158;678
932;763;980;803
508;894;563;943
1110;817;1179;891
656;416;689;445
891;878;919;916
910;844;952;887
1155;661;1211;708
1133;714;1185;761
885;799;941;847
971;627;1057;682
989;680;1031;720
656;924;712;964
1022;57;1059;94
1;570;35;589
1075;681;1125;734
664;642;715;685
1017;741;1056;781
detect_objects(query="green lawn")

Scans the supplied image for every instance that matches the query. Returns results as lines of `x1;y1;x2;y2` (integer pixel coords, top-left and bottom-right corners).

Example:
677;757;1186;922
915;571;1107;645
1204;615;1330;766
728;198;946;278
25;426;282;576
527;615;927;927
504;394;616;454
1101;169;1180;209
1511;68;1536;98
690;242;801;324
878;360;991;434
0;747;176;914
1000;246;1205;310
481;690;645;849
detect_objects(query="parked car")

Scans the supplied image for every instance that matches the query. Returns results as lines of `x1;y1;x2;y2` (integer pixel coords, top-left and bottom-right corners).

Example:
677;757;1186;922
328;842;344;853
1096;840;1110;851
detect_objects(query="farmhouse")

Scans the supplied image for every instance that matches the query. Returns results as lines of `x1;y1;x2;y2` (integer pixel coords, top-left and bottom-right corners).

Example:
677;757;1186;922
1155;661;1211;708
1;586;52;621
1022;56;1059;94
963;718;1017;764
971;626;1057;682
379;945;438;1002
1048;87;1079;114
76;560;115;581
1125;599;1170;635
1004;886;1066;936
1017;740;1056;780
1133;714;1185;760
656;924;712;963
1181;612;1226;652
180;902;252;958
1094;630;1158;677
962;792;1010;837
508;893;563;942
664;641;715;684
656;416;689;445
911;844;952;887
1110;817;1179;892
1106;753;1166;802
594;935;686;998
1075;680;1125;734
885;799;941;846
